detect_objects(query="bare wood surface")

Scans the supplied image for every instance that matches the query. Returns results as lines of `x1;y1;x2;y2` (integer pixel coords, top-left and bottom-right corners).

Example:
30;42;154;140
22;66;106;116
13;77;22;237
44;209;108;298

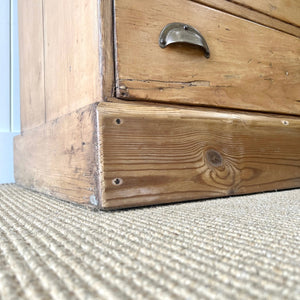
14;104;100;205
19;0;115;130
232;0;300;27
192;0;300;37
98;102;300;209
18;0;45;131
43;0;101;122
99;0;115;100
114;0;300;116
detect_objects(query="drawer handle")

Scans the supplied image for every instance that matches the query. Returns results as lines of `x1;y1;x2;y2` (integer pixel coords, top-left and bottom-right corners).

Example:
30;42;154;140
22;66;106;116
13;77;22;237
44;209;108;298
159;22;210;58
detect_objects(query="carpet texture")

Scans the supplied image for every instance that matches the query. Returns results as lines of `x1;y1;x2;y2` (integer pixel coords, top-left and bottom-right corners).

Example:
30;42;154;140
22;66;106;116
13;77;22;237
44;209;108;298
0;184;299;300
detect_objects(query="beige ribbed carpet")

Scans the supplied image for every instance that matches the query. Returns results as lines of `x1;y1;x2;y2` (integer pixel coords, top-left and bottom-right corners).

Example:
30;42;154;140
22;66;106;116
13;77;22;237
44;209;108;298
0;184;299;300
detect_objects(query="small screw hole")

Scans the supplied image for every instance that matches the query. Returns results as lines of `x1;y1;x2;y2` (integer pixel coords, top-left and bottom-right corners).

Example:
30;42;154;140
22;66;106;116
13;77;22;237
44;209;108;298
113;178;123;186
115;118;121;125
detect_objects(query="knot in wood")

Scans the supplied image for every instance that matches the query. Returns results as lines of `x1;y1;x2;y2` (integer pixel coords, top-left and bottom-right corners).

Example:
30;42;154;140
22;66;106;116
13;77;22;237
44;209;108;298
206;149;223;167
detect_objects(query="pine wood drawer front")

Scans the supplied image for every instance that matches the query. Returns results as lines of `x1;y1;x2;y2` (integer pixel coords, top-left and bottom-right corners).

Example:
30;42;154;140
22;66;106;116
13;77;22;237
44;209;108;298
232;0;300;27
114;0;300;116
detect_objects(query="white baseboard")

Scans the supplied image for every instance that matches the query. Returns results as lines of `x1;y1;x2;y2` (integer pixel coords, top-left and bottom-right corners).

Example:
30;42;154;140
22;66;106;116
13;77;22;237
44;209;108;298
0;132;19;183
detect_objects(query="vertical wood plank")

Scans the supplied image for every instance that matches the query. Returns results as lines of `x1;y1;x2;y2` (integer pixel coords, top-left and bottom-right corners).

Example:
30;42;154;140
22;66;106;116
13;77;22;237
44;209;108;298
99;0;115;100
43;0;101;122
18;0;45;131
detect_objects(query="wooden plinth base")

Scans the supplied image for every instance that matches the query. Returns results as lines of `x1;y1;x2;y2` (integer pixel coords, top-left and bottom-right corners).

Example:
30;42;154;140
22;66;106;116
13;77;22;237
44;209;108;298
14;101;300;209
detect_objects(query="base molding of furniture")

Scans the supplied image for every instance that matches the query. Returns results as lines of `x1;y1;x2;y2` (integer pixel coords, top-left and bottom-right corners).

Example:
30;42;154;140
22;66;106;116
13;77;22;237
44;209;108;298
14;100;300;209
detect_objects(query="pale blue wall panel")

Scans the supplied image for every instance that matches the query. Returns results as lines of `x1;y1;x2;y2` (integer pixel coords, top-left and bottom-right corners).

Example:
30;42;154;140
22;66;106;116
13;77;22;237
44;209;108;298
12;0;20;132
0;0;9;21
0;0;20;183
0;0;10;132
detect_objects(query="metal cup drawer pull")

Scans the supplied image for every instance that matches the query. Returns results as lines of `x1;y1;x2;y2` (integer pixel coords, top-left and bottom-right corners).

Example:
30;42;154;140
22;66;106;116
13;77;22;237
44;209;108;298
159;22;210;58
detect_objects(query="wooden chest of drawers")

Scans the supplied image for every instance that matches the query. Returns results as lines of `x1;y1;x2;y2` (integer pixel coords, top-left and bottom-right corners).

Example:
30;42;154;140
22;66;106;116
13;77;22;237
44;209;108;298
15;0;300;209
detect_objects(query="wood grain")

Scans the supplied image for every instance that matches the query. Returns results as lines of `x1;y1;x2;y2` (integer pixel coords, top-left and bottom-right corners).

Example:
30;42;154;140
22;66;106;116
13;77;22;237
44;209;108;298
232;0;300;27
99;0;115;100
18;0;45;131
14;103;100;206
193;0;300;37
114;0;300;116
43;0;101;122
98;102;300;209
18;0;115;129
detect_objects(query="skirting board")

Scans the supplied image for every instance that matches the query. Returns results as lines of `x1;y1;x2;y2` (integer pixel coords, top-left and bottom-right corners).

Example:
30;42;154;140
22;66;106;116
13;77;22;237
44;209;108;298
0;132;19;184
14;101;300;209
14;103;100;205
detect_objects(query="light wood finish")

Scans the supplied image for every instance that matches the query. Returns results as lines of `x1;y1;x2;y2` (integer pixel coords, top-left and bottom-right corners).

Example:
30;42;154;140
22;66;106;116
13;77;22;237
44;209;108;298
98;102;300;209
114;0;300;116
193;0;300;37
16;0;300;209
43;0;101;121
232;0;300;27
13;100;300;210
18;0;45;131
18;0;115;129
14;104;100;206
99;0;115;100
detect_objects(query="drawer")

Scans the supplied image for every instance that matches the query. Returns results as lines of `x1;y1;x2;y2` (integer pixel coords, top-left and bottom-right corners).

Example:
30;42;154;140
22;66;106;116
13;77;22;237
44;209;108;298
114;0;300;115
231;0;300;27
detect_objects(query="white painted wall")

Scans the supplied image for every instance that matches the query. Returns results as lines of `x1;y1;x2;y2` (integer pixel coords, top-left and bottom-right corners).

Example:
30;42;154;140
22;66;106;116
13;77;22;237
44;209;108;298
0;0;20;183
